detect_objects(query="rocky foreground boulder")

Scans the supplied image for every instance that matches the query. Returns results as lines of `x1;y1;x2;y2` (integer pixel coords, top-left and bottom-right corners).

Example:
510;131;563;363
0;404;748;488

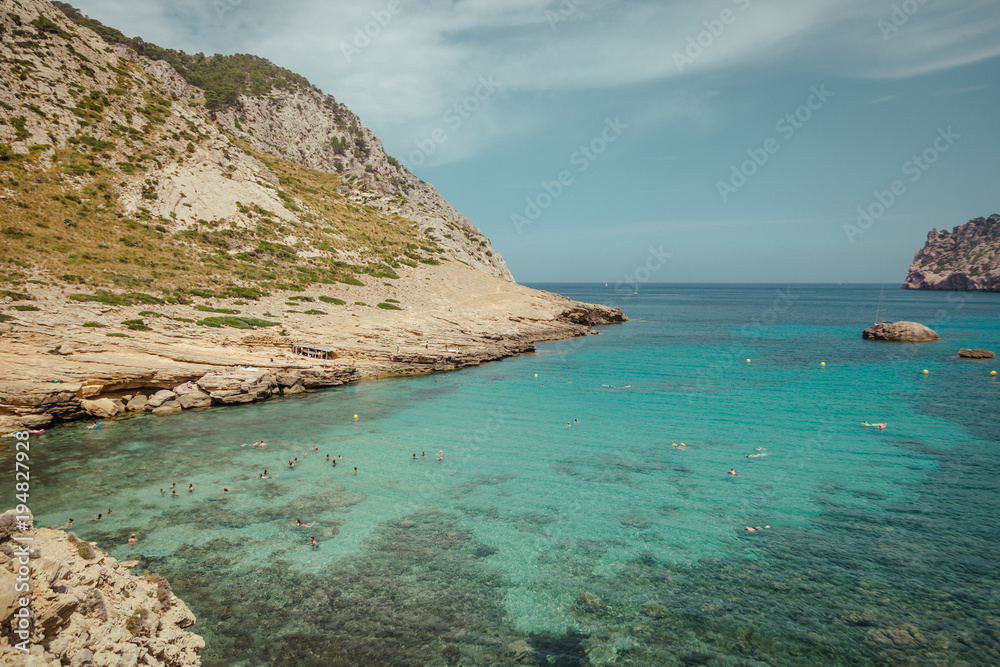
0;510;203;666
862;321;940;342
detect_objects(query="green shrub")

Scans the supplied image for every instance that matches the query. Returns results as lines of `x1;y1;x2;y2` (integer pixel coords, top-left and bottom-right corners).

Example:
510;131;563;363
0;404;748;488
196;316;280;329
11;305;39;311
82;321;106;327
194;305;240;314
354;301;366;306
339;276;364;286
376;302;402;310
106;333;130;337
121;319;151;331
0;290;32;301
318;296;345;305
303;309;326;315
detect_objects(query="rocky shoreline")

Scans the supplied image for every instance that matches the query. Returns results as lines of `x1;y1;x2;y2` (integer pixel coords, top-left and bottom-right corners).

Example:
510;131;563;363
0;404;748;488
0;264;627;433
0;511;204;666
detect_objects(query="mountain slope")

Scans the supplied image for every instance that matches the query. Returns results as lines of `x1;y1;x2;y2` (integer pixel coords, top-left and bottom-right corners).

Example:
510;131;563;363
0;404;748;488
52;1;513;281
903;214;1000;291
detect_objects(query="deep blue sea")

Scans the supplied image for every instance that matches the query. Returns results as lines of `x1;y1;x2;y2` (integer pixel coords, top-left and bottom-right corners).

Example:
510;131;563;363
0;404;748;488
10;284;1000;666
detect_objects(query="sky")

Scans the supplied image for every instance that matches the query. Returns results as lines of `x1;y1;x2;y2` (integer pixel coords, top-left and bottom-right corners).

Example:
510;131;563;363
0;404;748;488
63;0;1000;284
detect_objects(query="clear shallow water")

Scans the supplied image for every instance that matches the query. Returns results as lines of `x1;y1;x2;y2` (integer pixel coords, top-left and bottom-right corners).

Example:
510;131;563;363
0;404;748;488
9;284;1000;666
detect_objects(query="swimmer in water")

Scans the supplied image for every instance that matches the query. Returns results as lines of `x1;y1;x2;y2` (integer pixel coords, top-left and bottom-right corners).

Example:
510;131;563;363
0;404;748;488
188;484;193;493
295;519;315;528
438;450;443;461
728;469;738;476
171;489;178;496
128;533;138;545
354;467;358;474
326;454;331;461
412;453;417;459
310;537;319;549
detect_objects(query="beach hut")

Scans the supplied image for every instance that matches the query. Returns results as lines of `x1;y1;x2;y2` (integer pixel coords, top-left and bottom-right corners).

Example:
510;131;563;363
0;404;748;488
292;344;337;360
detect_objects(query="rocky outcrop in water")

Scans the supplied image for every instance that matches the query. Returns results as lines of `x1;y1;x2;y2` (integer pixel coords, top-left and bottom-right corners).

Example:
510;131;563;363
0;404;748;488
958;348;994;359
862;321;939;342
903;214;1000;291
0;510;203;666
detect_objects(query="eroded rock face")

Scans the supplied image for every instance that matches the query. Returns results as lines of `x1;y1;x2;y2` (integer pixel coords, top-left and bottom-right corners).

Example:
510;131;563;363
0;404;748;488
903;214;1000;291
0;510;203;666
958;348;994;359
862;321;940;342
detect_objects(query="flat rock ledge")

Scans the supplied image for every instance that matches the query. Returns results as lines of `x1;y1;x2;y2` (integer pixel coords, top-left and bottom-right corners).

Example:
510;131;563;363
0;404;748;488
0;364;359;433
0;510;203;666
958;348;995;359
862;321;939;342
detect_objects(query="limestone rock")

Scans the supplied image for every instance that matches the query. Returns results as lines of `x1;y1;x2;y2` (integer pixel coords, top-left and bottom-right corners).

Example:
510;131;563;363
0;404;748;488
867;624;927;648
0;517;203;666
958;348;994;359
152;400;183;415
125;394;147;412
79;398;121;419
576;592;606;610
862;321;939;342
505;639;534;662
144;389;177;409
642;601;670;619
175;387;212;409
903;214;1000;291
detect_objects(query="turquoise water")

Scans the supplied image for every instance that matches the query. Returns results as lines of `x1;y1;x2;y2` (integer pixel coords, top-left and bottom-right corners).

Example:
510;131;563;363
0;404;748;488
9;284;1000;666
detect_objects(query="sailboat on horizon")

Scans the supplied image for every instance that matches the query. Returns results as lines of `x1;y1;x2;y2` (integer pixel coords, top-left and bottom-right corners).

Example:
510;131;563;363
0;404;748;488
633;280;638;295
874;283;887;324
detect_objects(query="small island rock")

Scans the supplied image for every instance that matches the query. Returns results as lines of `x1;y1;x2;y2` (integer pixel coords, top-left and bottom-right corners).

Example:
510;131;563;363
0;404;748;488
958;348;994;359
862;321;939;342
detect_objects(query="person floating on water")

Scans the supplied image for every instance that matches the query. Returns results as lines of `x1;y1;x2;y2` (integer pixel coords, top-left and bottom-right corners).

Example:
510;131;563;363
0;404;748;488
862;422;887;429
128;533;138;545
728;469;738;476
295;519;315;528
438;450;444;461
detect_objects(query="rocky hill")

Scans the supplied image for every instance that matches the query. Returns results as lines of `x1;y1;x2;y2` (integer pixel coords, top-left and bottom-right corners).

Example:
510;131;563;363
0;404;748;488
1;0;510;294
0;0;625;434
903;214;1000;291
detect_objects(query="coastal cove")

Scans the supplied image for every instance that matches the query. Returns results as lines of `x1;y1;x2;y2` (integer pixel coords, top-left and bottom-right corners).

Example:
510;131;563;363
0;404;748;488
11;284;1000;666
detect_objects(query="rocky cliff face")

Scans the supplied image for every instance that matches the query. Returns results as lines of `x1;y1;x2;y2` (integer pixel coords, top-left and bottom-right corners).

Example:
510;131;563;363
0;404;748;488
903;214;1000;291
0;510;203;666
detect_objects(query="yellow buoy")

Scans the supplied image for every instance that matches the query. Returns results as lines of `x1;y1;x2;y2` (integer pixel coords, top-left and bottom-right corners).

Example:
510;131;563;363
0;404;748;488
746;359;751;364
534;374;538;378
353;414;358;420
991;371;997;377
922;370;929;375
820;362;826;367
